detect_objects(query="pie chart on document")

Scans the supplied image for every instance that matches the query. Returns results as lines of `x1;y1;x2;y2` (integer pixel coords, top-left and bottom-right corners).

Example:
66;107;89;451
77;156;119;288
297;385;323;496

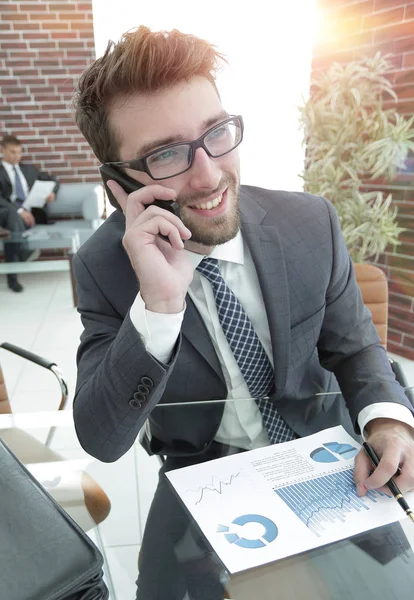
310;441;359;463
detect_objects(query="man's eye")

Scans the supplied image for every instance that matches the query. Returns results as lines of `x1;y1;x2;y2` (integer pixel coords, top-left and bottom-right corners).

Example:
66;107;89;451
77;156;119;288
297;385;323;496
210;126;228;139
151;149;176;163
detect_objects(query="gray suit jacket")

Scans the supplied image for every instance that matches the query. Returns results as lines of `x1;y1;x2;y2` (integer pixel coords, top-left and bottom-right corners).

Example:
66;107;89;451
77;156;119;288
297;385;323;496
72;186;413;462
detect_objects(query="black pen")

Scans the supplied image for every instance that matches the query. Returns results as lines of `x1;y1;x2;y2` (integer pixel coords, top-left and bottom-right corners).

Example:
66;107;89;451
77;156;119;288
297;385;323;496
363;442;414;523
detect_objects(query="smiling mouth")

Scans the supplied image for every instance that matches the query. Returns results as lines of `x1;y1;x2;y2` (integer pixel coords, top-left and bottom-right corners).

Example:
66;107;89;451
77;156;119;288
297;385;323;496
187;192;224;211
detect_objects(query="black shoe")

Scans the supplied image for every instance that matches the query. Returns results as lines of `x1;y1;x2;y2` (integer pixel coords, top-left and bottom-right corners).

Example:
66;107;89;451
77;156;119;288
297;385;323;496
8;280;23;293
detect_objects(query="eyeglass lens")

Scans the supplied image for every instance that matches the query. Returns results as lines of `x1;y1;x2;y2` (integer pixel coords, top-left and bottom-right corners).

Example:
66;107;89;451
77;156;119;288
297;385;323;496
146;119;242;179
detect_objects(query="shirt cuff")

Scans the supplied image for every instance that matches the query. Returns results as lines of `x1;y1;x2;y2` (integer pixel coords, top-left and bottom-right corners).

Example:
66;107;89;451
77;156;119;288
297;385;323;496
129;292;184;364
358;402;414;441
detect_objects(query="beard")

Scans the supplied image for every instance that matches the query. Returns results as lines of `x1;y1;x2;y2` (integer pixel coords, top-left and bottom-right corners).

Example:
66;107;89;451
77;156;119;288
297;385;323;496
178;173;241;247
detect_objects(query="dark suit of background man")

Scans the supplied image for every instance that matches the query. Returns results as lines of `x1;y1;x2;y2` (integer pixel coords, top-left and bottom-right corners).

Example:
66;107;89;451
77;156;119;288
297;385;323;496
0;135;59;292
71;27;414;600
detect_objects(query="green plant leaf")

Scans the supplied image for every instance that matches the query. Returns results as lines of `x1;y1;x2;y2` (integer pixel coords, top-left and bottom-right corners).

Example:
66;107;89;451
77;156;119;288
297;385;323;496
299;52;412;262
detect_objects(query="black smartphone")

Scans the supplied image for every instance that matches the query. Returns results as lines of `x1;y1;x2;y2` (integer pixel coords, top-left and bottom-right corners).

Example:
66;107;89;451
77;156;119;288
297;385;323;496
99;163;181;242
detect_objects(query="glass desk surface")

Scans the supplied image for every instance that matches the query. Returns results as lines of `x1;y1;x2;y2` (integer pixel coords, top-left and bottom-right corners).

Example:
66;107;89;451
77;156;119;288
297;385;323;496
0;390;413;600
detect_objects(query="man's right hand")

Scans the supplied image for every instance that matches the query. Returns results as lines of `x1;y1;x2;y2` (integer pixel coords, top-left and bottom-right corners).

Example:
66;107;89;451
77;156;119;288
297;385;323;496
19;209;35;228
107;180;193;314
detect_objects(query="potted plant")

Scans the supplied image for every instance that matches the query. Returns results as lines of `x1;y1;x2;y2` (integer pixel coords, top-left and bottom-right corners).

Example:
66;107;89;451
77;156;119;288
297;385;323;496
299;52;414;263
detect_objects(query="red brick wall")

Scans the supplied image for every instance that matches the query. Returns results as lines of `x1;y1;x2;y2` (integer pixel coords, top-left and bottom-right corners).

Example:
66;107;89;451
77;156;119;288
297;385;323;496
0;0;99;184
313;0;414;360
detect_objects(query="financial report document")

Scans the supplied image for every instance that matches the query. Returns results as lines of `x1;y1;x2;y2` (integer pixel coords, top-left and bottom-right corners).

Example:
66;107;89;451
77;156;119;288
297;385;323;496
167;426;414;574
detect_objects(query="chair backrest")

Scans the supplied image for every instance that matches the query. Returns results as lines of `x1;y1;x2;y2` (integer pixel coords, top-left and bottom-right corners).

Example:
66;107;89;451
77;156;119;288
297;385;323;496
0;365;12;415
353;263;388;347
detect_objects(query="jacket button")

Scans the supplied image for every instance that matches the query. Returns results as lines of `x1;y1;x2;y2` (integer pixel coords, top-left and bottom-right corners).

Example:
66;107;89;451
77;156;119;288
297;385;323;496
129;399;142;409
137;384;150;395
141;376;154;389
134;391;146;402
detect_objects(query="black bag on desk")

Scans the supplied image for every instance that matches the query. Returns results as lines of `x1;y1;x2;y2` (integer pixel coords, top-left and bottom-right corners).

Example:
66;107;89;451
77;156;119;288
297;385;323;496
0;437;109;600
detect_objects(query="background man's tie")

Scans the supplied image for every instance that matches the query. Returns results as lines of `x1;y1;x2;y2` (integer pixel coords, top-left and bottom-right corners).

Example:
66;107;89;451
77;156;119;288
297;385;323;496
196;257;296;444
13;166;26;205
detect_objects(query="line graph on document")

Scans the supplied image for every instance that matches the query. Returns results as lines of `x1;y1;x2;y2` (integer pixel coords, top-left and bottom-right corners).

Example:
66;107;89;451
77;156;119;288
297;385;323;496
186;471;244;505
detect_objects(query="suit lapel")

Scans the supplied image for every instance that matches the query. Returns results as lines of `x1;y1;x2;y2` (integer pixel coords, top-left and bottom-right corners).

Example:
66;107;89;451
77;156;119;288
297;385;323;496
0;164;12;198
180;188;291;395
181;295;224;381
240;192;291;399
0;164;33;196
20;164;35;189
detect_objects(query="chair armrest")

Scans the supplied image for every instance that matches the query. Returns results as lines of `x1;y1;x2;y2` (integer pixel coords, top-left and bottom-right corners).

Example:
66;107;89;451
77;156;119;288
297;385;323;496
0;342;69;411
389;357;414;407
82;184;105;220
138;424;154;456
139;422;165;464
1;342;55;369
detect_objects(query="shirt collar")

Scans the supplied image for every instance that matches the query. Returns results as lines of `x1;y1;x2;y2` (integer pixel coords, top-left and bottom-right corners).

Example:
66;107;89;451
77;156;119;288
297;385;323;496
186;230;244;270
1;160;18;171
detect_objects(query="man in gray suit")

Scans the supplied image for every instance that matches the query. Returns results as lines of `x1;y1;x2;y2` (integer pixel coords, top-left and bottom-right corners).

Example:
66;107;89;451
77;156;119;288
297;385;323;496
72;27;414;599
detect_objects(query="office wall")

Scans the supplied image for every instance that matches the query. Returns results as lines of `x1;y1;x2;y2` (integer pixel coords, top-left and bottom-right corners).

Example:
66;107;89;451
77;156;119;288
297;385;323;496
0;0;99;183
313;0;414;359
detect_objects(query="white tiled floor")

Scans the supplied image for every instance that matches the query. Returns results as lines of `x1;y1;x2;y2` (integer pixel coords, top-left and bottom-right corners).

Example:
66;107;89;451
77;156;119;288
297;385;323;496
1;270;413;599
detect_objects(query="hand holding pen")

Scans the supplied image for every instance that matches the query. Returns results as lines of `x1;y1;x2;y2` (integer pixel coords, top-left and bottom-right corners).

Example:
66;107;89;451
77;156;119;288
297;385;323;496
353;418;414;507
363;441;414;523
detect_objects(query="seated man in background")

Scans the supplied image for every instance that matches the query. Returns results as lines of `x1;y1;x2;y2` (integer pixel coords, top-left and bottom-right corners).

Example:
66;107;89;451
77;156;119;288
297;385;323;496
0;134;60;292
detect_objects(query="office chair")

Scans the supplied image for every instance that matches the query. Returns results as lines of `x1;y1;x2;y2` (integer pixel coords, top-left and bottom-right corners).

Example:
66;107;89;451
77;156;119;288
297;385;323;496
353;263;412;398
353;263;388;346
0;342;111;531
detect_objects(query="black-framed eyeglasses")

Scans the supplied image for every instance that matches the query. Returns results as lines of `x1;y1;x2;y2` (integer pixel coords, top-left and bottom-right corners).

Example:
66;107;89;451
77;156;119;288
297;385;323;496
105;115;244;180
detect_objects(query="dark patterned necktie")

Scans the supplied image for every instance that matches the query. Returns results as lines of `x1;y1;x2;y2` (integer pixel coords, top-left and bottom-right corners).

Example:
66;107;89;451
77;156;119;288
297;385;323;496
196;257;295;444
13;166;26;202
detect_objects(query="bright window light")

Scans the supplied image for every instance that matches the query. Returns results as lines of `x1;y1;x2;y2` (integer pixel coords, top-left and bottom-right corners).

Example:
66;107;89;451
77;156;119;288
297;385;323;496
92;1;317;191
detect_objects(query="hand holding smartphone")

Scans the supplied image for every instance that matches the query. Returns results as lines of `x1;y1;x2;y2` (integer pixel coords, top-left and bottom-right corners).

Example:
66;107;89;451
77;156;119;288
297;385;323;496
99;164;193;314
100;164;181;242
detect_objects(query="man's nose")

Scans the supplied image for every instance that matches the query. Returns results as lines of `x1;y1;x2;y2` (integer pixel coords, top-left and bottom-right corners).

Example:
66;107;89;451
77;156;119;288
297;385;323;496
188;147;221;191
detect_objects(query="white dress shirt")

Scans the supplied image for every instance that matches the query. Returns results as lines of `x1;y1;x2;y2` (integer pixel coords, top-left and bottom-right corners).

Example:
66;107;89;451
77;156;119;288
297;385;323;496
130;231;414;448
1;160;29;202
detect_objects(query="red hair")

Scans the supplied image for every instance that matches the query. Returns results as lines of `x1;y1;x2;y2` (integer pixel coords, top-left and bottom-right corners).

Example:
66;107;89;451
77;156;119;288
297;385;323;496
73;26;226;162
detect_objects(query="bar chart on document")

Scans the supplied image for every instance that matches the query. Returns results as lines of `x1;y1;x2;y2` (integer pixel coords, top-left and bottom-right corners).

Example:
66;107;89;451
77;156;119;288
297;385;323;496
274;467;388;537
